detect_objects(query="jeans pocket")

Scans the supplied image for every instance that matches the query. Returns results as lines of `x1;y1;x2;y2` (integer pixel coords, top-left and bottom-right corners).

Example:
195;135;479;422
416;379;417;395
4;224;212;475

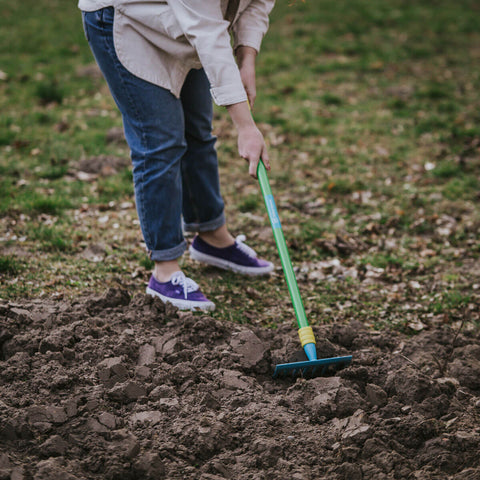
82;8;114;43
100;6;114;28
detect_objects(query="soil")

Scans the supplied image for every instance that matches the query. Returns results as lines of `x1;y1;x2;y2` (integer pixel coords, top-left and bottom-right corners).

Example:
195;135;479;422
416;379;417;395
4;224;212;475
1;289;480;479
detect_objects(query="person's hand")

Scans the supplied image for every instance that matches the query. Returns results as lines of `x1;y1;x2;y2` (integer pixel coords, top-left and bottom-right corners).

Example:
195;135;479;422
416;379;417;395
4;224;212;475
236;46;257;108
237;124;270;178
227;101;270;178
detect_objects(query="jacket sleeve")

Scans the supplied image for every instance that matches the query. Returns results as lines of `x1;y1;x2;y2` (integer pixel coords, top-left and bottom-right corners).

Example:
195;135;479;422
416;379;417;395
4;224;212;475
232;0;275;53
165;0;247;106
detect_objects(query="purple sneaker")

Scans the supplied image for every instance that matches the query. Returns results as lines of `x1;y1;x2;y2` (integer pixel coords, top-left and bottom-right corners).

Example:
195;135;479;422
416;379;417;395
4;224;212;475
146;271;215;311
189;235;274;276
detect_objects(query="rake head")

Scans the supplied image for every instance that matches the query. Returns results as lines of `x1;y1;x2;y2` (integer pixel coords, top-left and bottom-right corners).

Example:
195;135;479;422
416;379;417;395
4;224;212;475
273;355;352;379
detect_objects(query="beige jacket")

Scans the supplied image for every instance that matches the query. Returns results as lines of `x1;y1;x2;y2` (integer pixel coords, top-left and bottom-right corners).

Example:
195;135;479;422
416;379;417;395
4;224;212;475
78;0;274;105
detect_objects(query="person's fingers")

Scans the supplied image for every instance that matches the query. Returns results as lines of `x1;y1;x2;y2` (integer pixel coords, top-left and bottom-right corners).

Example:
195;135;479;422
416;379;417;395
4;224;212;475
236;124;266;179
248;157;259;178
260;145;270;170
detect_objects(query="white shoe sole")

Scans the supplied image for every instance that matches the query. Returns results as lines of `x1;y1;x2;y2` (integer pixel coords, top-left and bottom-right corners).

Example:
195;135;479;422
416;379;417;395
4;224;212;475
146;287;216;312
189;246;274;276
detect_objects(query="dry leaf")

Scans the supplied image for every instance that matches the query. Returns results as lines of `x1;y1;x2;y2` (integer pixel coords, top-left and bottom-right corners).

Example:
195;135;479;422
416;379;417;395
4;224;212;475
408;320;425;331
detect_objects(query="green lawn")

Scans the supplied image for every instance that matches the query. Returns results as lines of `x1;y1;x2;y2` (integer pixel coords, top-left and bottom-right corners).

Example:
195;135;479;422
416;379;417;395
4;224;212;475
0;0;479;329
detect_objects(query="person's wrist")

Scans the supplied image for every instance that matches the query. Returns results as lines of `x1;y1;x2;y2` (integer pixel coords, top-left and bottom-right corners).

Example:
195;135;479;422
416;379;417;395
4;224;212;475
227;101;256;130
238;124;259;138
235;46;257;66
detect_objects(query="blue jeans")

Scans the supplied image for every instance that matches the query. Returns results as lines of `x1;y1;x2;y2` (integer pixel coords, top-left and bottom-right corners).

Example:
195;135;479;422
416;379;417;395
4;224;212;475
82;7;225;261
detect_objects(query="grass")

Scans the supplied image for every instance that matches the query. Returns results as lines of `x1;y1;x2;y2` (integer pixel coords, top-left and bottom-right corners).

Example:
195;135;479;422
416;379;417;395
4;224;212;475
427;288;473;318
0;256;23;275
0;0;478;327
28;224;74;252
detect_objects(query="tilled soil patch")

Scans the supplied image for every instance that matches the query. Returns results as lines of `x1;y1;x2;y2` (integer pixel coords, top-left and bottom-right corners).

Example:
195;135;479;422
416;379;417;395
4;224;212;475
1;289;479;479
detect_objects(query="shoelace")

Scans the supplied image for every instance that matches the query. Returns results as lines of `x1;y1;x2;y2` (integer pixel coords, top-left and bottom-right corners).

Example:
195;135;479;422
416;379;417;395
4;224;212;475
235;235;257;258
170;271;199;299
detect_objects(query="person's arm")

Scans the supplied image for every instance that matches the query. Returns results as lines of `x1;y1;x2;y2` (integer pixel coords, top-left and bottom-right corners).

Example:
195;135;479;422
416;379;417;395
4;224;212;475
235;45;257;108
165;0;247;106
232;0;275;53
233;0;275;108
165;0;270;177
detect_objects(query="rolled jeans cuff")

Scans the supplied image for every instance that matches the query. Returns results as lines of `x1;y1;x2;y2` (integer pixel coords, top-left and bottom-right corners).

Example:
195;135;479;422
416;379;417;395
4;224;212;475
149;239;187;262
183;212;226;233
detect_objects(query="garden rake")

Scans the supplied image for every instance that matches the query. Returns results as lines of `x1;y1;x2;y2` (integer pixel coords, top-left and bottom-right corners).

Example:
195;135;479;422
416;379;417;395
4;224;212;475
257;160;352;378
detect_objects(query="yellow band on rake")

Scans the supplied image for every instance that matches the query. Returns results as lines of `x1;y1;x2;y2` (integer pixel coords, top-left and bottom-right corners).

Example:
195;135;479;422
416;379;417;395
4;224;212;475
298;326;316;347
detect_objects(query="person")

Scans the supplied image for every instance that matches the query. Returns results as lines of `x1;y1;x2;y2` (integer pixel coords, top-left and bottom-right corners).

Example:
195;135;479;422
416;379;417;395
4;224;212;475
79;0;276;311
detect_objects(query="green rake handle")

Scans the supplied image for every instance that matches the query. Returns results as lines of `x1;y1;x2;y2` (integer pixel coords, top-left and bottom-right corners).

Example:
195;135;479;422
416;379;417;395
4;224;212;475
257;160;317;361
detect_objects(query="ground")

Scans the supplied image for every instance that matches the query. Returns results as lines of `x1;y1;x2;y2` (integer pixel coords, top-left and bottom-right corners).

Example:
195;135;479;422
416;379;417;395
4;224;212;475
1;290;480;479
1;0;480;478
